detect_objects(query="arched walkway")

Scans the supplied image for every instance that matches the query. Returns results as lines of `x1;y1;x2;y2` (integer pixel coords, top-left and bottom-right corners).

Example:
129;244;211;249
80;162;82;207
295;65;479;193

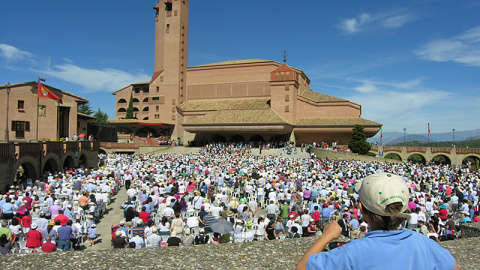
43;158;59;174
16;162;37;183
63;155;75;170
211;134;226;143
431;154;451;165
231;135;245;143
407;154;426;165
250;135;265;143
385;153;402;161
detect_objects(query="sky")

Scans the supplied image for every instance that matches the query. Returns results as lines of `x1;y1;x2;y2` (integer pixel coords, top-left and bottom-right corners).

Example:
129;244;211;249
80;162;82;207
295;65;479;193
1;0;480;135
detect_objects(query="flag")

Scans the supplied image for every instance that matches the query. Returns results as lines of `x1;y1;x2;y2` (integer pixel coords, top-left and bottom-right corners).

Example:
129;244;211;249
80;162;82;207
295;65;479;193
428;123;431;137
38;82;62;104
380;129;383;140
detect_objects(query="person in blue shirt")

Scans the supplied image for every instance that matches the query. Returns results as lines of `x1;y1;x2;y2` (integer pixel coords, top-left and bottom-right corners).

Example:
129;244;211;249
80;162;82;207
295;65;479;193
88;224;98;246
297;173;458;270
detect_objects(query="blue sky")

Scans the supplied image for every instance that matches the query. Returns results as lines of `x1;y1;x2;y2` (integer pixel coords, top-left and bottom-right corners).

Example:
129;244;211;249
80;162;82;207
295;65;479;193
1;0;480;134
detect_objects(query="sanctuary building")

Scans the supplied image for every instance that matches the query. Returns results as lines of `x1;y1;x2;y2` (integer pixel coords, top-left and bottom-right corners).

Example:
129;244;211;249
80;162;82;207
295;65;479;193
112;0;381;146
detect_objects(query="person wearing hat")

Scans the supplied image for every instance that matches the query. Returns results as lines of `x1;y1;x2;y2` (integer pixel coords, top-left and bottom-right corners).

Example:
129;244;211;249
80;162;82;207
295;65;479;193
26;223;43;249
88;224;98;246
112;230;128;249
297;172;458;270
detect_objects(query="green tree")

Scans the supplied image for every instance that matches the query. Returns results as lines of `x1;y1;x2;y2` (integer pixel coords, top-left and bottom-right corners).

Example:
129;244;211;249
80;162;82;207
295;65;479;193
78;103;94;115
125;92;134;119
348;124;372;155
89;108;109;124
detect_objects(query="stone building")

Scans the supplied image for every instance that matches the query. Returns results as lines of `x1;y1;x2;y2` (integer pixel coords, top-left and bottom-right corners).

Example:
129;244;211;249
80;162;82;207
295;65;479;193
0;81;90;142
112;0;381;146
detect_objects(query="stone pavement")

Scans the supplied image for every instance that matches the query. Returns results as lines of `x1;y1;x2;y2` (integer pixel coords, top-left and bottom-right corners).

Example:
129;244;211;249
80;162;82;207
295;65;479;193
82;186;129;251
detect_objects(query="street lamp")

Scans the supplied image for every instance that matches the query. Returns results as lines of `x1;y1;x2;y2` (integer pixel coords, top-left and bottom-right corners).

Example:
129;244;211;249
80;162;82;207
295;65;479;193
403;128;406;147
453;129;455;148
5;82;11;142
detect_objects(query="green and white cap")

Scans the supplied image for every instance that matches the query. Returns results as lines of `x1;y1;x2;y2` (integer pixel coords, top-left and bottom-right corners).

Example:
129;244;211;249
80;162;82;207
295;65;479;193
355;172;409;216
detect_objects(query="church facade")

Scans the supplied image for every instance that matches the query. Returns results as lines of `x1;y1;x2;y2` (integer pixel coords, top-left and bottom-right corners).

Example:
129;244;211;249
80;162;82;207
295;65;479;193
112;0;381;146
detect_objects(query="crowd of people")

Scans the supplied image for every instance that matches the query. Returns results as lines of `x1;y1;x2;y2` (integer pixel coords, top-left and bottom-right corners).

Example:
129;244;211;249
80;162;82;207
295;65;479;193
0;142;479;257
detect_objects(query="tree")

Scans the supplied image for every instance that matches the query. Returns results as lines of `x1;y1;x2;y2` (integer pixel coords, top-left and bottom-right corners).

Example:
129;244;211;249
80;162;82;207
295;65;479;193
78;103;94;115
348;124;372;155
89;108;109;125
125;92;134;119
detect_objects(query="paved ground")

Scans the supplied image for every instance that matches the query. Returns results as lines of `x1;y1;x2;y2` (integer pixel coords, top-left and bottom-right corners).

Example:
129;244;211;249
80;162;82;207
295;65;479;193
81;186;129;251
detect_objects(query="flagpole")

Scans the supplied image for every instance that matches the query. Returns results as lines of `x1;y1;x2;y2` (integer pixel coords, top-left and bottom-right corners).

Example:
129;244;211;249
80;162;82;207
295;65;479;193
428;123;430;147
37;77;46;141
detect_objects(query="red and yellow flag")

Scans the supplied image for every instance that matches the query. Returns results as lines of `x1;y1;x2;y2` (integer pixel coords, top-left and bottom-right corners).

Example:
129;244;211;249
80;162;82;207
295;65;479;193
38;82;62;104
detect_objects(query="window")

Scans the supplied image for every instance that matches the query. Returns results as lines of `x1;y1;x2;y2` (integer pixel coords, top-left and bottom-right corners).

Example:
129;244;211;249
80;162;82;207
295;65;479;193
285;95;290;102
18;100;25;110
156;106;159;112
160;76;163;82
166;24;170;33
156;86;159;92
12;121;30;139
285;106;289;112
285;84;289;91
172;99;176;105
172;107;176;113
152;97;160;101
174;10;177;16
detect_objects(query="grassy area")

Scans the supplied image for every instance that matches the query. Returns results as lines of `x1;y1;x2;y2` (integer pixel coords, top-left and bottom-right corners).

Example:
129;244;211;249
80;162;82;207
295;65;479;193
390;139;480;148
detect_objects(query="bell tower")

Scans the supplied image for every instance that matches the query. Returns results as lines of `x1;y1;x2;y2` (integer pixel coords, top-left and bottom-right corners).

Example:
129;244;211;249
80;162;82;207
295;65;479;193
151;0;188;122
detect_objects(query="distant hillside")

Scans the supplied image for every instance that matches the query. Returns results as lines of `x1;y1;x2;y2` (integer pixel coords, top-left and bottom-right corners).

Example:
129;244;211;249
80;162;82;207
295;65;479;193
368;129;480;145
389;139;480;148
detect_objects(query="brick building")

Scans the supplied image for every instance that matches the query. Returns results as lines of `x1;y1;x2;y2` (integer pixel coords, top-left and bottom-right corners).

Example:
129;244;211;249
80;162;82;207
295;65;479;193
0;81;90;142
112;0;381;146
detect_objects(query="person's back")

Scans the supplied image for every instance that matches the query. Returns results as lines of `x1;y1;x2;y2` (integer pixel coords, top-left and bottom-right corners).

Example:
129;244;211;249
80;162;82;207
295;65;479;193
297;173;458;270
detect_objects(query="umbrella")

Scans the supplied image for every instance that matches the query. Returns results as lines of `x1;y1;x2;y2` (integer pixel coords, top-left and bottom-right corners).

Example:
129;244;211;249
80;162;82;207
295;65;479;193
209;219;234;234
78;133;85;139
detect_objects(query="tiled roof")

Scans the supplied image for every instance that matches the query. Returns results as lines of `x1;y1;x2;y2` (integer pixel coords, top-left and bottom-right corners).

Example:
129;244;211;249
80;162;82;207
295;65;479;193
295;117;382;127
189;59;274;68
183;109;287;126
300;89;348;103
178;98;271;112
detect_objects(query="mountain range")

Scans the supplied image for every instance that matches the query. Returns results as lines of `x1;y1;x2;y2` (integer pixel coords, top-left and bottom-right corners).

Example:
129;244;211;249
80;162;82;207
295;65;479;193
367;129;480;146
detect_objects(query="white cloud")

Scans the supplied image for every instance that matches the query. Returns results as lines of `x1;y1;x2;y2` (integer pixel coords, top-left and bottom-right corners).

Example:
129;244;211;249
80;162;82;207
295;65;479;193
39;62;150;92
0;44;34;62
339;12;415;34
415;26;480;67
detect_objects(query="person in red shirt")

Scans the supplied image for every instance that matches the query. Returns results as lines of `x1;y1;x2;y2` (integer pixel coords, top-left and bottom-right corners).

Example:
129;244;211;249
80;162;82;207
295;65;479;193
54;210;70;226
41;235;57;253
312;206;321;223
473;211;480;222
138;206;151;224
21;211;32;233
23;193;33;210
26;224;43;248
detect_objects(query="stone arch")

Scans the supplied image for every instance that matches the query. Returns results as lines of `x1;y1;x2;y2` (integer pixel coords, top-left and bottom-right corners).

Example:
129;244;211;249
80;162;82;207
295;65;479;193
63;155;75;171
133;98;140;103
211;134;226;143
143;97;149;102
407;153;427;165
431;154;452;165
143;107;149;112
118;108;127;113
230;135;245;143
117;99;127;104
15;160;37;183
43;157;59;175
79;153;87;169
462;155;480;167
270;134;290;143
98;148;107;155
384;152;402;161
133;107;139;112
143;117;149;120
250;135;265;143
